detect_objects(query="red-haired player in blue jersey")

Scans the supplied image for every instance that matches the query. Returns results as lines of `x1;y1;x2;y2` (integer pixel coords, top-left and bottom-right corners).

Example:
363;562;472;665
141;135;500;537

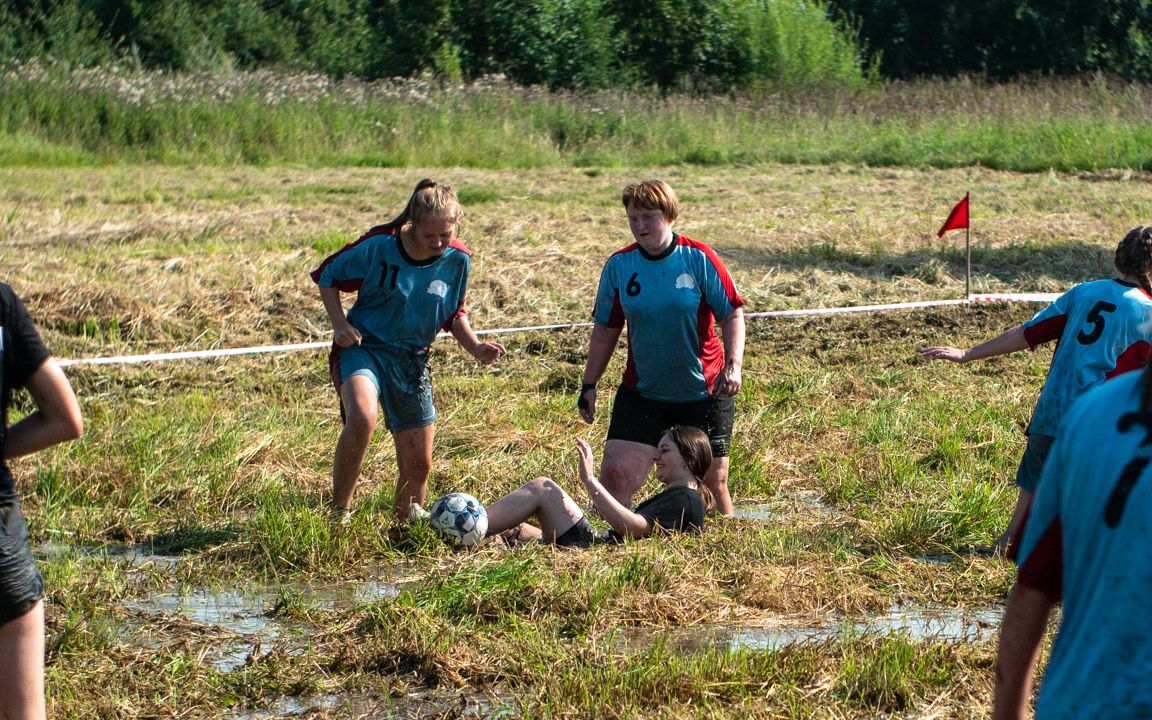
311;180;504;523
921;226;1152;551
578;180;746;515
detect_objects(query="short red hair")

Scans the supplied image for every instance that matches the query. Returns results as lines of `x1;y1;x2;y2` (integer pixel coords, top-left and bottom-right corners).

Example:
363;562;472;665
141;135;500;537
622;180;679;223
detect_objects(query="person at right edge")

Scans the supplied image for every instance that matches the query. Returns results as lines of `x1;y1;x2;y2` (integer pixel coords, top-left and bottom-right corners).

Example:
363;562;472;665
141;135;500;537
993;359;1152;719
0;283;83;720
578;180;745;515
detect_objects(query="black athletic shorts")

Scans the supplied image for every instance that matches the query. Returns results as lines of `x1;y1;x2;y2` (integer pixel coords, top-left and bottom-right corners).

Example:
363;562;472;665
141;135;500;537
553;517;604;548
0;496;43;626
606;384;734;458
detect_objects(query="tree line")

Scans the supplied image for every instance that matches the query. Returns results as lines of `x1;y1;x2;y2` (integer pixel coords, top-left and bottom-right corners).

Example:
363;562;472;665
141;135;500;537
3;0;1151;87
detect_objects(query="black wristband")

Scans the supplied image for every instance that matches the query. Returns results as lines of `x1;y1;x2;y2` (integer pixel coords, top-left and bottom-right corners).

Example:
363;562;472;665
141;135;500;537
577;382;596;411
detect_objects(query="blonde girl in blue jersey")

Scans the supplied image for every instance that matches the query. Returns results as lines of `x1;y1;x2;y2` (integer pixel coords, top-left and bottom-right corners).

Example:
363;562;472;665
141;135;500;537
311;180;505;523
921;225;1152;552
578;180;746;515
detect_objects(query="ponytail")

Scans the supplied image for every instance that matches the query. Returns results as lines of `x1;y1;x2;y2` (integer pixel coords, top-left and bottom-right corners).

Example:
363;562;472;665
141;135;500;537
380;179;461;234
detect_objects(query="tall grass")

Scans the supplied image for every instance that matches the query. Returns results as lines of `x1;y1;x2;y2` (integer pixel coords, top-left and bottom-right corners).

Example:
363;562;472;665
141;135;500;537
3;65;1152;171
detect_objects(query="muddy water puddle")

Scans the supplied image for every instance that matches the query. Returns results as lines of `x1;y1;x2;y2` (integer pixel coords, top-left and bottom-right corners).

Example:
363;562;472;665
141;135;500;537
36;542;185;568
227;690;512;719
732;490;842;522
618;603;1003;655
121;573;416;672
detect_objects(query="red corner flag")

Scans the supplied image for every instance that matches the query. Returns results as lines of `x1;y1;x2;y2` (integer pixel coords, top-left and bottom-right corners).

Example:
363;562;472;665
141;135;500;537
937;193;970;238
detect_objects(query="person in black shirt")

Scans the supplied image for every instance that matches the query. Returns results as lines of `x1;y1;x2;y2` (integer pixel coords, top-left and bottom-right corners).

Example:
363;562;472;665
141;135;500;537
485;426;712;547
0;284;83;720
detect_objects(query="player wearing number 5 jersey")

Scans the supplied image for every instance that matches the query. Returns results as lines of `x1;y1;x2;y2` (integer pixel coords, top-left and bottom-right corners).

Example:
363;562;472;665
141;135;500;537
993;367;1152;719
921;226;1152;551
578;180;746;515
311;180;504;523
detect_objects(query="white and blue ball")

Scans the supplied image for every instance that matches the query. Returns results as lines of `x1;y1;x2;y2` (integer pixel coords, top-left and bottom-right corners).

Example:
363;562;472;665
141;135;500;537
429;492;488;547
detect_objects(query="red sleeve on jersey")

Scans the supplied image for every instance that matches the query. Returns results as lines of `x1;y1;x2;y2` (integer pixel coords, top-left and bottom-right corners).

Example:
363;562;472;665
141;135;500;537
448;238;471;256
697;298;725;393
606;289;625;329
1005;502;1033;562
678;236;745;309
309;224;396;291
442;302;466;332
1107;340;1152;379
1016;518;1063;602
1023;314;1067;349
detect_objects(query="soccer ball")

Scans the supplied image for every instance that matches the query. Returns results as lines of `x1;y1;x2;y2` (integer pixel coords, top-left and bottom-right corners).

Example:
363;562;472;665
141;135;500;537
428;492;488;547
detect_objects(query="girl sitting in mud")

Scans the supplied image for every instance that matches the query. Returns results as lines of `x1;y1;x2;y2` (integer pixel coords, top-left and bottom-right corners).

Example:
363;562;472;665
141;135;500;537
484;425;713;547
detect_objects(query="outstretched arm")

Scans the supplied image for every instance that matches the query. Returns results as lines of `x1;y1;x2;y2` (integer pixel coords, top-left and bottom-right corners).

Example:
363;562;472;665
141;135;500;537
920;324;1028;364
450;314;505;365
5;359;83;459
713;307;745;396
992;583;1055;720
575;438;653;538
578;323;624;423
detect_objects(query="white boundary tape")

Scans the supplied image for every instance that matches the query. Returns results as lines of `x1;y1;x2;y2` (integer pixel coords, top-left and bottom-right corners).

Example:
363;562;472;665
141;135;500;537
56;293;1055;368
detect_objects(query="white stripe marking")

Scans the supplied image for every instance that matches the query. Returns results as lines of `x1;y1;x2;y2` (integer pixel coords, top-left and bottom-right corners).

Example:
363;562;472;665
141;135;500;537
56;293;1055;368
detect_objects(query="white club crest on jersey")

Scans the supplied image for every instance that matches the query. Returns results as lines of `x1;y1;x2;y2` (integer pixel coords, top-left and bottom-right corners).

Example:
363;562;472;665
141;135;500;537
427;280;449;298
675;273;696;290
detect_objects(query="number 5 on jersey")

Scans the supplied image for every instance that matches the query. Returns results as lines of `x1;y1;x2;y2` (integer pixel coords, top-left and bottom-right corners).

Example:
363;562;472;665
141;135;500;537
1078;301;1117;345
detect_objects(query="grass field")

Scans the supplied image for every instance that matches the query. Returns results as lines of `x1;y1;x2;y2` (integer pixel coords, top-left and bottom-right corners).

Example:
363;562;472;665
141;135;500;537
5;68;1152;172
1;162;1142;717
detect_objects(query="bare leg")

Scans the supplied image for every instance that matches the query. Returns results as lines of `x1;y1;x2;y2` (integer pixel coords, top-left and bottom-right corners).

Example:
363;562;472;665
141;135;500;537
599;439;658;507
393;424;435;521
486;477;585;542
0;600;46;720
703;456;734;516
332;376;379;511
995;489;1034;554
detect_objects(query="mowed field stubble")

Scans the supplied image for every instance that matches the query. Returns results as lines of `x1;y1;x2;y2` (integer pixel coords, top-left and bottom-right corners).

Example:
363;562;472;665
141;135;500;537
2;163;1150;718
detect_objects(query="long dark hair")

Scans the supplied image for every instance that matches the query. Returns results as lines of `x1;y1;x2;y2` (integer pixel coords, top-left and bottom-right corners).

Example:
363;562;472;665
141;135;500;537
1115;225;1152;293
664;425;715;512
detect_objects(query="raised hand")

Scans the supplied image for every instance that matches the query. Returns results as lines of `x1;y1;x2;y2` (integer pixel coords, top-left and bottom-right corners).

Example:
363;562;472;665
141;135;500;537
575;437;596;486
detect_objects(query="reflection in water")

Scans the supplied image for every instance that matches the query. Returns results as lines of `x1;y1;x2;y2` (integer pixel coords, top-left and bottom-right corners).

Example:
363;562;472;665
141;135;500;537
618;604;1003;655
122;574;412;671
732;491;842;522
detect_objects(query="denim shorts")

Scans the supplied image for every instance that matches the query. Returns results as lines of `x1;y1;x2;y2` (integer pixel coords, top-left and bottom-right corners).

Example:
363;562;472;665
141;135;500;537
1015;433;1056;493
0;495;44;626
336;344;436;433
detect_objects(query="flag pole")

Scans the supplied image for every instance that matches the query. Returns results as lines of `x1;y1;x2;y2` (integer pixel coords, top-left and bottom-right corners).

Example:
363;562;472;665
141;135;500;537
965;192;972;299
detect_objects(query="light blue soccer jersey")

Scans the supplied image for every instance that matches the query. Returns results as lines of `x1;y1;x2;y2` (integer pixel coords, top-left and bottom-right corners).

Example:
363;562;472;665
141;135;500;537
310;227;469;354
1015;370;1152;719
1021;279;1152;436
592;234;743;403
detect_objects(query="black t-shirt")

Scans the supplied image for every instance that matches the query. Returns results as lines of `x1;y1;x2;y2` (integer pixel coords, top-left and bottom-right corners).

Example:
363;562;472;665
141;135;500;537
0;284;51;494
608;485;705;542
